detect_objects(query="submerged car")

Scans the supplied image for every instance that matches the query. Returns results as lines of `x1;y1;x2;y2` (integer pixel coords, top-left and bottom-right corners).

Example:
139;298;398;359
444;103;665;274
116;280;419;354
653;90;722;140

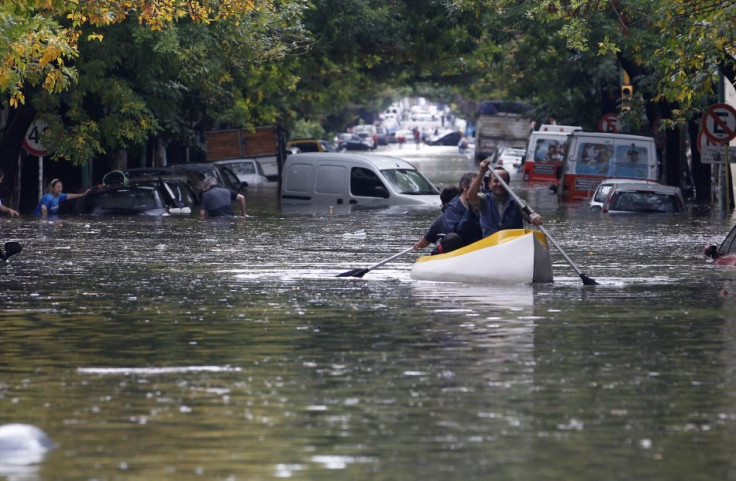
169;162;247;194
337;133;375;151
83;170;200;216
587;179;652;210
600;182;685;214
426;130;462;146
214;159;272;186
704;223;736;267
74;185;175;216
496;148;526;169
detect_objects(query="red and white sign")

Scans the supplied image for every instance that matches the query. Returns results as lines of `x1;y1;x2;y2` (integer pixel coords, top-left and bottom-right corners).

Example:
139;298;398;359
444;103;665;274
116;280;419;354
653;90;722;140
701;103;736;144
599;113;619;133
22;119;50;157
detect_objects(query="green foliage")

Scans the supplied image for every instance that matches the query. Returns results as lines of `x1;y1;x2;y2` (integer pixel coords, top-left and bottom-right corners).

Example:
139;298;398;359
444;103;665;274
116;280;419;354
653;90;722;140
290;120;325;140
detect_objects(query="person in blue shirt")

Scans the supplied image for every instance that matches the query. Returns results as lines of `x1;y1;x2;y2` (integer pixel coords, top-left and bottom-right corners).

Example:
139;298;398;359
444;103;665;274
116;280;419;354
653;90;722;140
467;160;542;238
34;179;90;218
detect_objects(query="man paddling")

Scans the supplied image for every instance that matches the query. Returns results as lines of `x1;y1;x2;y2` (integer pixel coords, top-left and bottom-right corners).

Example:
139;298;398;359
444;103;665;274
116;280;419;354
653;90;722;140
468;159;542;238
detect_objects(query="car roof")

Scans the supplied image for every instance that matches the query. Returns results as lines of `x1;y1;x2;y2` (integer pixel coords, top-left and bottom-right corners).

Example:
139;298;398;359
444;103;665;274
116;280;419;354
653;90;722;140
609;182;681;194
284;152;418;170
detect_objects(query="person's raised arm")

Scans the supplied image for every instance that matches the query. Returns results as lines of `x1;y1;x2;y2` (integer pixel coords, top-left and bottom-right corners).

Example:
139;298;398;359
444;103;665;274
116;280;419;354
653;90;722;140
467;158;490;204
65;188;92;200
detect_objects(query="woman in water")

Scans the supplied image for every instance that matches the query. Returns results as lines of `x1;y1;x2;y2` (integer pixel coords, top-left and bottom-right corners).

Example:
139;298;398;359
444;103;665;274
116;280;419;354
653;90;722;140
34;179;90;218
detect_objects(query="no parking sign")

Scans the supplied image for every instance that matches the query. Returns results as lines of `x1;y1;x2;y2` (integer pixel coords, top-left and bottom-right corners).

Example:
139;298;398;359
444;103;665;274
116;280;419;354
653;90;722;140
701;103;736;144
598;113;619;133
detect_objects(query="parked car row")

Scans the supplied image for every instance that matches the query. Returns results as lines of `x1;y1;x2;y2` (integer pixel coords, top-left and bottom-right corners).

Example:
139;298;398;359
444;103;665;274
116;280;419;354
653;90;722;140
70;162;251;217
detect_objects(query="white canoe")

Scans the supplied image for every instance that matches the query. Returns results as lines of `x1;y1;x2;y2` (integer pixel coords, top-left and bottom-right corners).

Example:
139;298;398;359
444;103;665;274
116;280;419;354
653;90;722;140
410;229;553;284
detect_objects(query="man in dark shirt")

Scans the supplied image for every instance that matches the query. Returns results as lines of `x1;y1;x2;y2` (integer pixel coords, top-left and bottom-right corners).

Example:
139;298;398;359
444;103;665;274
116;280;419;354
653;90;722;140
199;177;247;219
467;160;542;238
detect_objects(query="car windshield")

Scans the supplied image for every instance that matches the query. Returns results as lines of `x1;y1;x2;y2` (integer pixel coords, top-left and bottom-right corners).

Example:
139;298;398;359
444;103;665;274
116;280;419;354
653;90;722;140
381;169;439;195
609;191;680;213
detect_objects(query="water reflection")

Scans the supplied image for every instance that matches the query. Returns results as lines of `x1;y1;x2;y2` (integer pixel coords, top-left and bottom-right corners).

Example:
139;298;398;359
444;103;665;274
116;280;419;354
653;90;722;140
3;147;736;479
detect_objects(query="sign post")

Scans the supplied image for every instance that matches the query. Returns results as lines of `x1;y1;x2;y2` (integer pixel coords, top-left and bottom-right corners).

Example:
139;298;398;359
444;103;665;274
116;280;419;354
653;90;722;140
702;104;736;213
22;119;50;201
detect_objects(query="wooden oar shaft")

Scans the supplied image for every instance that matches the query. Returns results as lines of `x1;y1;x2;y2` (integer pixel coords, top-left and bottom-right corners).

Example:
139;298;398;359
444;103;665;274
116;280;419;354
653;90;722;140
337;246;416;277
487;167;597;285
365;246;416;270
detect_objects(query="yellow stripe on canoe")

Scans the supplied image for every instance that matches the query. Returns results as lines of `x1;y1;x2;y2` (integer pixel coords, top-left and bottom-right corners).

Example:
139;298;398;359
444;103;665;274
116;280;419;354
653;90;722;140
415;229;548;263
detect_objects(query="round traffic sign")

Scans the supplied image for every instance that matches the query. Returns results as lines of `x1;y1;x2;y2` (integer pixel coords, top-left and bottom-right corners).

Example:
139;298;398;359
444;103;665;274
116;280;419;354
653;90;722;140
599;113;618;133
22;119;50;156
701;103;736;144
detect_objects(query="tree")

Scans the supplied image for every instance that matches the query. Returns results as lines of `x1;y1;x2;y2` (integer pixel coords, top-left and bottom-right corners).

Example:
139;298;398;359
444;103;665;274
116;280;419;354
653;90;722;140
1;0;293;107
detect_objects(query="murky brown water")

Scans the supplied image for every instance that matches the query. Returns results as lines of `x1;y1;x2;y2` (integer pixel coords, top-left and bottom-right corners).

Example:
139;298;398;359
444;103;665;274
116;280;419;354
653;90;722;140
2;145;736;480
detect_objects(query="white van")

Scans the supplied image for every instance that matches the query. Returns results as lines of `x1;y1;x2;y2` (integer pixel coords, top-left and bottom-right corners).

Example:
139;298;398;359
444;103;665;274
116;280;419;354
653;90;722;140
280;153;441;209
559;131;659;201
521;125;582;182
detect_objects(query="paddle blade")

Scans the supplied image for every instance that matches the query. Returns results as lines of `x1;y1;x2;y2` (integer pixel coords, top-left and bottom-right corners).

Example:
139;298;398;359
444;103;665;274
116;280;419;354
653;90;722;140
580;273;598;286
336;268;369;278
3;242;21;260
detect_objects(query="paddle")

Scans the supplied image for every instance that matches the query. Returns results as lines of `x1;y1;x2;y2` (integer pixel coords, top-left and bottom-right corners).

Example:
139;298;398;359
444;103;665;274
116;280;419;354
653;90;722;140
1;241;22;261
336;246;416;278
487;168;599;286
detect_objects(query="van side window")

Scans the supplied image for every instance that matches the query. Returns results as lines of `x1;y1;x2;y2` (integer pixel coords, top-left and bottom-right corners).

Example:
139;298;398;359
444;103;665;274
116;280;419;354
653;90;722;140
350;167;386;197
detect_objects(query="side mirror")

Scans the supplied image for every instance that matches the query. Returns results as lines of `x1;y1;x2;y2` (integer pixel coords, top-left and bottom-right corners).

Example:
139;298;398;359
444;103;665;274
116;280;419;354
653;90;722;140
375;186;390;198
240;181;249;190
549;185;558;194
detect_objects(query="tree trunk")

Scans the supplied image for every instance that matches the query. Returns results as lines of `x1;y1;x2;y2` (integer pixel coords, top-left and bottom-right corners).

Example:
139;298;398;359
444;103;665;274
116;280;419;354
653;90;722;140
112;149;127;171
688;118;711;203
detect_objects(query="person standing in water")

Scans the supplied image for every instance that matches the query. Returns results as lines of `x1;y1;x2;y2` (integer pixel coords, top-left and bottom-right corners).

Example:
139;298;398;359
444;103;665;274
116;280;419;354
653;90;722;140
34;179;90;218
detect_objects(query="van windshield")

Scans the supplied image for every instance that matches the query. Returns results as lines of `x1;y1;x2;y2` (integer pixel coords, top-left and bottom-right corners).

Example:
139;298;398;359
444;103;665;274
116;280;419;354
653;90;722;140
381;169;439;195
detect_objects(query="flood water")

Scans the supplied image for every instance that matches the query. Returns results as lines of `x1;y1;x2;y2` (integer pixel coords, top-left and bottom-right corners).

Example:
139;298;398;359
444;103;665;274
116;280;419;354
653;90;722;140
2;145;736;480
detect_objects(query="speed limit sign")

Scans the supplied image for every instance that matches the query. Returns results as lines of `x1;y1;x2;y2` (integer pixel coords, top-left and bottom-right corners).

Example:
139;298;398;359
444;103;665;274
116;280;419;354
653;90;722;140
22;119;50;156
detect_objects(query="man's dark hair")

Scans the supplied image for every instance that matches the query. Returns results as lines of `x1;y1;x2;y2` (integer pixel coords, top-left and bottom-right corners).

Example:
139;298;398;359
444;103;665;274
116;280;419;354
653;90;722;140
440;185;460;206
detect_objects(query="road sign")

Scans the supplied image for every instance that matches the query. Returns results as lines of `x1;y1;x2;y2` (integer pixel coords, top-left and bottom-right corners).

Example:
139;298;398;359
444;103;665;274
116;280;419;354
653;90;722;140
22;119;50;156
701;103;736;144
599;113;619;133
699;129;736;164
